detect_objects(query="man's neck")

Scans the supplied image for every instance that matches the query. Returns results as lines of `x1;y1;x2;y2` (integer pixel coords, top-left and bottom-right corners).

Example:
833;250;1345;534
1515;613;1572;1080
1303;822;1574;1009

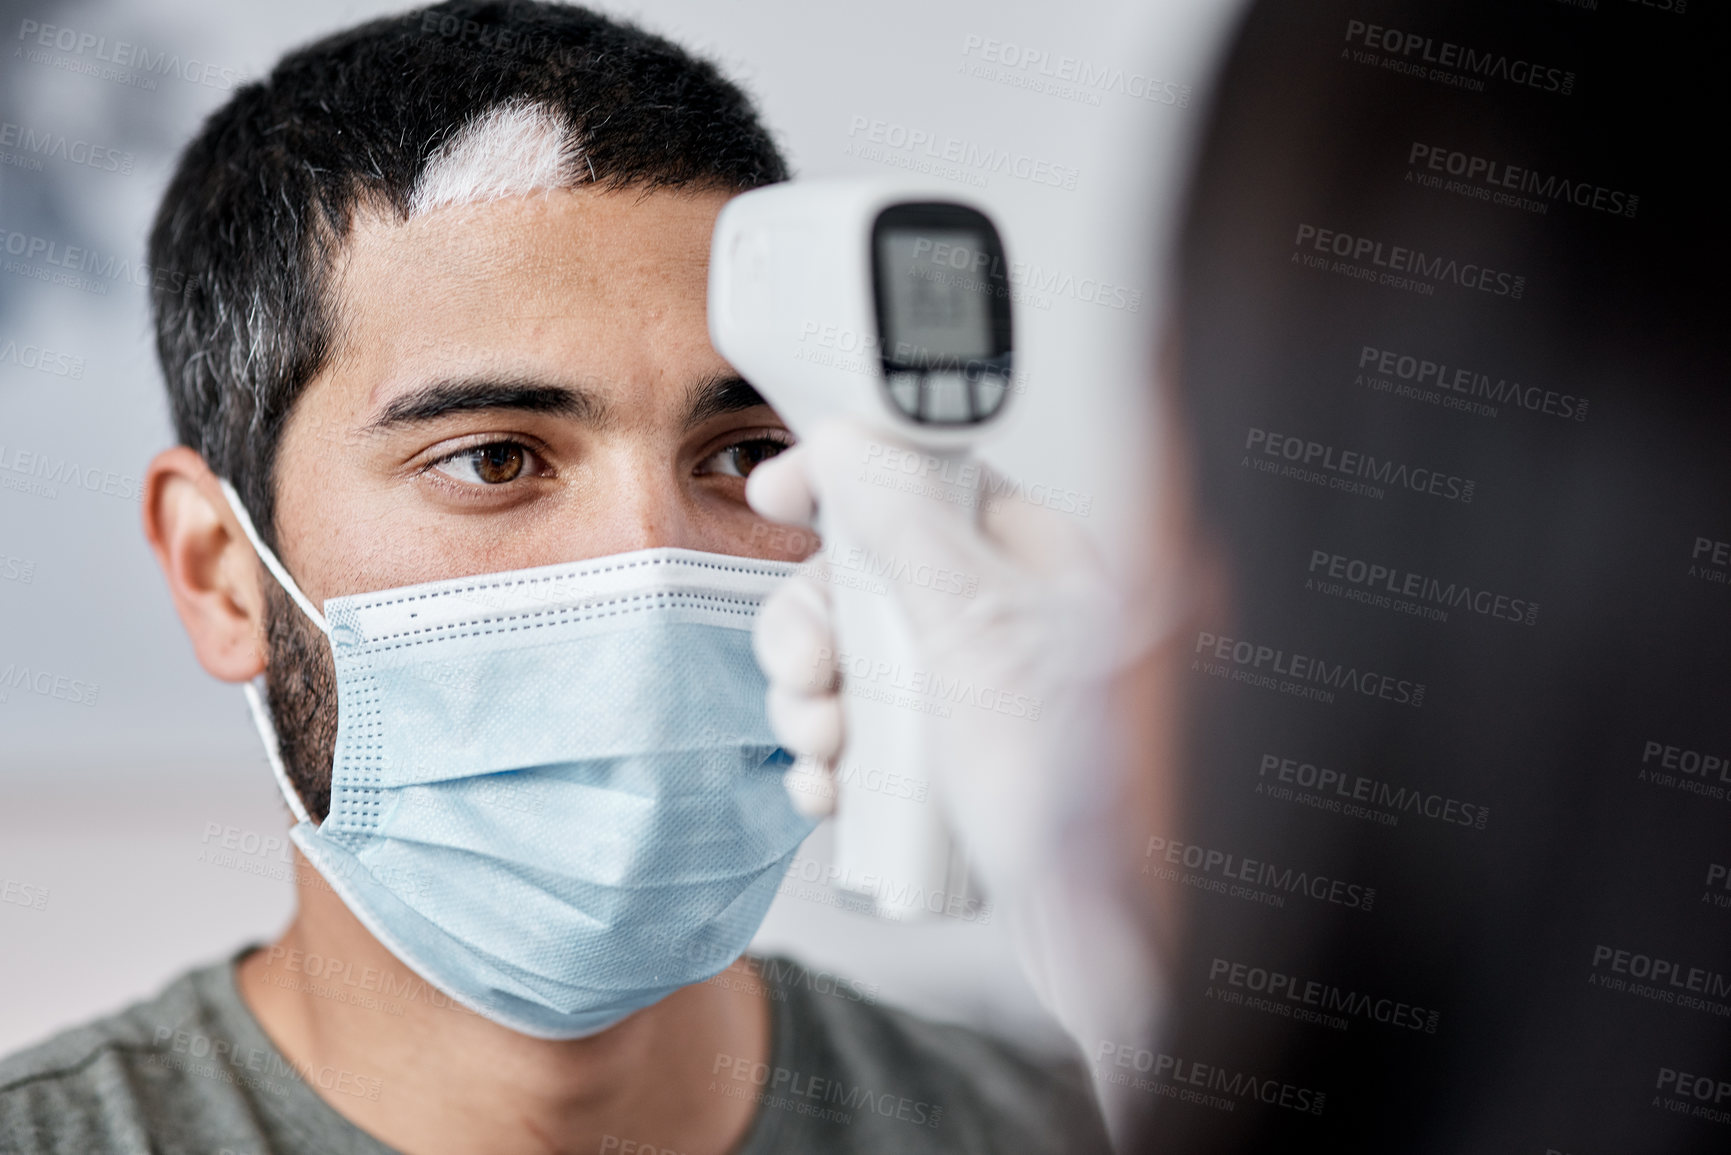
235;852;769;1155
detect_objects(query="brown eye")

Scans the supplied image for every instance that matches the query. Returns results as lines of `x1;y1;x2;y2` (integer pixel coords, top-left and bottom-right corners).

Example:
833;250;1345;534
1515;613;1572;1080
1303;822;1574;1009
473;443;525;483
700;436;791;479
433;442;531;485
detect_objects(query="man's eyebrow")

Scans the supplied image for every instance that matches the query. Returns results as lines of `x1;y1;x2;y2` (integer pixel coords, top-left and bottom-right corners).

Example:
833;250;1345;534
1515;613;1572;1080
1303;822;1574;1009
684;374;772;429
363;378;609;432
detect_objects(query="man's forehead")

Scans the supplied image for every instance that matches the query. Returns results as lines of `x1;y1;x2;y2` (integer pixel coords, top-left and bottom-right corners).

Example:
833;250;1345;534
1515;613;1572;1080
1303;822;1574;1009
341;186;723;302
299;185;739;435
326;188;725;399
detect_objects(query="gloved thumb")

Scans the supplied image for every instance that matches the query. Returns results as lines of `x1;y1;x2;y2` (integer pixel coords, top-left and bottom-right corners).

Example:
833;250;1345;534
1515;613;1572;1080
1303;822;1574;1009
745;443;818;528
788;419;1007;638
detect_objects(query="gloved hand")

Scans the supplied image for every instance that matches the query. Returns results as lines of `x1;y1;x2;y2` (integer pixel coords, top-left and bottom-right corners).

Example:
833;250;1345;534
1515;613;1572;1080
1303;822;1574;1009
749;418;1180;1140
746;417;1171;899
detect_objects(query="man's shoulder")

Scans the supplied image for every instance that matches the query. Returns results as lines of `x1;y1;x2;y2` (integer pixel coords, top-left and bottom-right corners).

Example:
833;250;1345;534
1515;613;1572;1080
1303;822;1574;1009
747;955;1111;1155
0;961;240;1155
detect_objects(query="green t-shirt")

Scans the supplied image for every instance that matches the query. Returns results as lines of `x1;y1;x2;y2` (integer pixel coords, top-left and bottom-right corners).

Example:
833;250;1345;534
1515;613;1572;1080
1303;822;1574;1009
0;951;1110;1154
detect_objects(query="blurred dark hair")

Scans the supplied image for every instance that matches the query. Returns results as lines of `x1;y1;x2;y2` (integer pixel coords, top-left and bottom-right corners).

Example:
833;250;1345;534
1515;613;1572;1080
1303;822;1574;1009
148;0;787;552
1149;1;1729;1149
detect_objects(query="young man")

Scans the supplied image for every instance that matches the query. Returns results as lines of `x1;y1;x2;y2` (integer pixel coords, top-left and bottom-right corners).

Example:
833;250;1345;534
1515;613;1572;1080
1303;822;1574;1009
0;4;1109;1153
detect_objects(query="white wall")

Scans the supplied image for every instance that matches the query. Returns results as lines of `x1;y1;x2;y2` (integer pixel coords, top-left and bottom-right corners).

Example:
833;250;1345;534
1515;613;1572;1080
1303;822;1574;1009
0;0;1240;1055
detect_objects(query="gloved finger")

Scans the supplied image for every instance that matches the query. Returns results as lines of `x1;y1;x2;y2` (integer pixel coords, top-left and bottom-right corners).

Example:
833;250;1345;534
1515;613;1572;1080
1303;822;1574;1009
800;418;1008;635
746;443;817;527
976;463;1102;580
753;576;837;693
766;684;844;762
782;755;838;818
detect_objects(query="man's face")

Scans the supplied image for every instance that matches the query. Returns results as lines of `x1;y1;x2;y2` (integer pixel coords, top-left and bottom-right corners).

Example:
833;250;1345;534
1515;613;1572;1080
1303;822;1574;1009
272;185;805;608
249;186;808;820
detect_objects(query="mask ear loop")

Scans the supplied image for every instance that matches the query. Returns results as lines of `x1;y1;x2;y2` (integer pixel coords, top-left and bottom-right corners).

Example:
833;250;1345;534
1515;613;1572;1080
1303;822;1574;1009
217;478;328;634
218;478;325;827
244;680;313;827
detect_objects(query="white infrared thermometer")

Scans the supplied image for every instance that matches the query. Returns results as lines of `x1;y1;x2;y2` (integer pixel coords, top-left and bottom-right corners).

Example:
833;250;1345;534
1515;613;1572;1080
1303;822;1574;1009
709;179;1015;920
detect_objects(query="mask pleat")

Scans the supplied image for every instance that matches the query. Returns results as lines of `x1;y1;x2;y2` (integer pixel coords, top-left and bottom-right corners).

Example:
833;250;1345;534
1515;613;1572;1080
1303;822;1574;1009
288;548;819;1039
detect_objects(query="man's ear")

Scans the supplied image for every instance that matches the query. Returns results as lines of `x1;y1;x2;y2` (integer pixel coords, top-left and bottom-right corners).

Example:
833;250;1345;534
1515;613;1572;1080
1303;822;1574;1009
142;446;270;682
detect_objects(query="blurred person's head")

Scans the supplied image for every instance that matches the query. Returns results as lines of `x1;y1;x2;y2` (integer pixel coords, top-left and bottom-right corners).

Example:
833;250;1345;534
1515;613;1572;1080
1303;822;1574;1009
142;0;798;821
1121;0;1729;1147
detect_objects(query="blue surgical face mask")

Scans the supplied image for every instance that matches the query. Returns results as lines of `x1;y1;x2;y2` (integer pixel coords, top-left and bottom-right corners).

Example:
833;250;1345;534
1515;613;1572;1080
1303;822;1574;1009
219;481;816;1039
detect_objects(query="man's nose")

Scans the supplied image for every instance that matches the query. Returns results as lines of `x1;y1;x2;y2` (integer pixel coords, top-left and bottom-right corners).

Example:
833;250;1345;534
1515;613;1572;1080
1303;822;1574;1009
567;452;698;557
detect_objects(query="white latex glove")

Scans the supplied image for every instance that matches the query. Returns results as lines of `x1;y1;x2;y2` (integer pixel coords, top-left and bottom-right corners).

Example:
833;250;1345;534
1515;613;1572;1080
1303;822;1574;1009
750;419;1178;1144
747;417;1169;898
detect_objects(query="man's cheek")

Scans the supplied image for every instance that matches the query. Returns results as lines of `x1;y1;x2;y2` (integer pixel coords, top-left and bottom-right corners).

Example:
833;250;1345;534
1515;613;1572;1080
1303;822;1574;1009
746;520;822;561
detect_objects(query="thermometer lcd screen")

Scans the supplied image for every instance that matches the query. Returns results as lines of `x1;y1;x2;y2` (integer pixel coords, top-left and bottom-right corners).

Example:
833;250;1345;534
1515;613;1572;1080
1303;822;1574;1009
871;203;1014;425
876;227;996;364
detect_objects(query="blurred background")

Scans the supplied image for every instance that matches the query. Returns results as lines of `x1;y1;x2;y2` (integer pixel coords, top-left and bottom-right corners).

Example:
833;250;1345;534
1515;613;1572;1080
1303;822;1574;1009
0;0;1239;1053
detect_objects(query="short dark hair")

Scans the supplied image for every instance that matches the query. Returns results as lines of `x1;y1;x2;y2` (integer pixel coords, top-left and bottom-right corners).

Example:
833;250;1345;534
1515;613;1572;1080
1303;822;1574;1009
149;0;788;549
